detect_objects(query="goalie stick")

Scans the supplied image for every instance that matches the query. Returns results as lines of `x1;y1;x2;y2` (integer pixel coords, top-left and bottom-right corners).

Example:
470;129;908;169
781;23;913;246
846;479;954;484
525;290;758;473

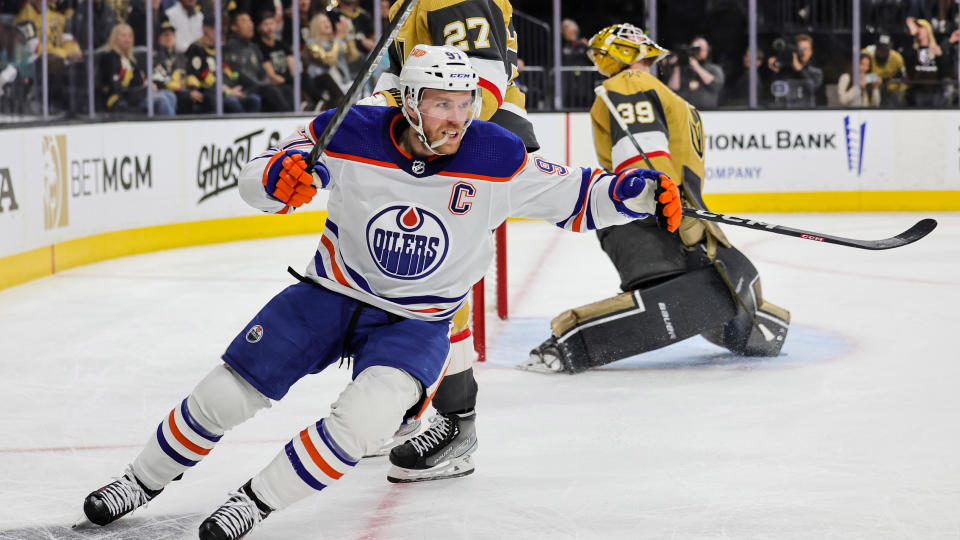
305;0;419;169
594;85;937;250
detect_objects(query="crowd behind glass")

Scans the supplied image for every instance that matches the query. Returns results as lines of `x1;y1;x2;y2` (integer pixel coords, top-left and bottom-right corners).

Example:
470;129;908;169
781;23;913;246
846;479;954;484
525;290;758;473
1;0;957;121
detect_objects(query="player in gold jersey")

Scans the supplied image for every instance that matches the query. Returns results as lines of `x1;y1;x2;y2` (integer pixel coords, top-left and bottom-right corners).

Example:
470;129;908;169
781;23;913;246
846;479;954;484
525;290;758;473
525;23;791;373
365;0;538;150
358;0;539;483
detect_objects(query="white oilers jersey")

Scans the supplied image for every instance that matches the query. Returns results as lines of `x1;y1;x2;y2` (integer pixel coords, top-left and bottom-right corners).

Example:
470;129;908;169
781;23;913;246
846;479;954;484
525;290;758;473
239;105;646;321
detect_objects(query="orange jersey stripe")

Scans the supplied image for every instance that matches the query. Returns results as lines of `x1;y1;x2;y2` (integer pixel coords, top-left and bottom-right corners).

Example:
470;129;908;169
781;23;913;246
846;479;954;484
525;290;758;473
572;169;603;232
410;307;443;313
325;149;400;169
299;429;343;480
167;410;211;456
437;153;528;183
319;235;350;287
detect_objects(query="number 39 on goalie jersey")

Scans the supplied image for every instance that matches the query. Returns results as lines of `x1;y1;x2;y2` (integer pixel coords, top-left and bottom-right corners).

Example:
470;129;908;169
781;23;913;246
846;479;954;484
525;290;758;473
591;70;705;192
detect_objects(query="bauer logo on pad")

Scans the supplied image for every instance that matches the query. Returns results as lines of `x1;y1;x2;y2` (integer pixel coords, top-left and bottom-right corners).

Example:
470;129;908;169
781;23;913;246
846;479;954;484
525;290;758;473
245;325;263;343
366;204;449;280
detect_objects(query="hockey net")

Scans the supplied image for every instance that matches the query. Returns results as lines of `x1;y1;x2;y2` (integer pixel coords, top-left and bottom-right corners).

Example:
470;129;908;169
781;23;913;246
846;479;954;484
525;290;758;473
471;223;508;362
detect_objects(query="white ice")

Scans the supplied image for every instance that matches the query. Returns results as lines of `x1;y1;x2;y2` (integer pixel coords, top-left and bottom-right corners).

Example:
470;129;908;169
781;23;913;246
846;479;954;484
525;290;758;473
1;213;958;539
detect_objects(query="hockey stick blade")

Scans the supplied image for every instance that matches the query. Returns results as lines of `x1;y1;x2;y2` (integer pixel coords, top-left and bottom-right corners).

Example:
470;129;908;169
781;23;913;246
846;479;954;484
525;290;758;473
305;0;419;169
683;209;937;250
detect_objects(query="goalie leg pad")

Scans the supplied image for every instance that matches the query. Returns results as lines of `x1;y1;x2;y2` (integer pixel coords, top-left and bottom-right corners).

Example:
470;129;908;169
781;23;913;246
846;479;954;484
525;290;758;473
252;366;420;510
549;265;738;373
132;364;272;490
701;245;790;356
596;220;689;292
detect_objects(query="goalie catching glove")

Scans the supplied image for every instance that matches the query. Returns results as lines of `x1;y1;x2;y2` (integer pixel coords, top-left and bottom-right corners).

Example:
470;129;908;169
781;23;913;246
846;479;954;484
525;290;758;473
263;150;330;208
611;168;682;232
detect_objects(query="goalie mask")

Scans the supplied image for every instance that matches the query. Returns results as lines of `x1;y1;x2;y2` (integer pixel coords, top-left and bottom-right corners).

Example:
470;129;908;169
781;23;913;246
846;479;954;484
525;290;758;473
587;23;669;77
399;44;482;155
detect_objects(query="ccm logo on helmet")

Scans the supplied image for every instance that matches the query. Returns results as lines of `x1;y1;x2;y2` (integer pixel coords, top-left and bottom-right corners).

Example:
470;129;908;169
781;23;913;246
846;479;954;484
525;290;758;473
366;205;450;279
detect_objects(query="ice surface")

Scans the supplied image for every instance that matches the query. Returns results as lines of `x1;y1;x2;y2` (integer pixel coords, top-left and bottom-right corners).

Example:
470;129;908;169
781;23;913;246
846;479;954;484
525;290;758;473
1;213;958;539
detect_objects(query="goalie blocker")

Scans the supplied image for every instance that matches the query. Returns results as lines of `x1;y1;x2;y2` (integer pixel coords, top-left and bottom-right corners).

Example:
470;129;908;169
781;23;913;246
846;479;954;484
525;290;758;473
530;241;789;373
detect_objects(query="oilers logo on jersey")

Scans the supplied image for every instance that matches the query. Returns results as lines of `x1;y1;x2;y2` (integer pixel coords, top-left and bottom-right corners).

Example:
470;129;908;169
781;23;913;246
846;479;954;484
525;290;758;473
366;205;449;280
245;324;263;343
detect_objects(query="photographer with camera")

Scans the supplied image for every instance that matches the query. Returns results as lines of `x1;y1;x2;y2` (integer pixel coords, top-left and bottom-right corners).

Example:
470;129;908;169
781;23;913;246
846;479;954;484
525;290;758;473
767;33;823;108
665;36;725;109
837;53;881;106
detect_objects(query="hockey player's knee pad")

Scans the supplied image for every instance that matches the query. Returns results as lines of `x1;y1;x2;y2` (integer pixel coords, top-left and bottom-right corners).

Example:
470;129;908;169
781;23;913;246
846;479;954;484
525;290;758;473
188;363;272;434
325;366;421;459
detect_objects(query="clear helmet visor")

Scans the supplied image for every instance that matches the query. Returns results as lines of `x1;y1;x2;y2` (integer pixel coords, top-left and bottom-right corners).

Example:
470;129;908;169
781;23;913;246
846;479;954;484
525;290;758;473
416;90;480;124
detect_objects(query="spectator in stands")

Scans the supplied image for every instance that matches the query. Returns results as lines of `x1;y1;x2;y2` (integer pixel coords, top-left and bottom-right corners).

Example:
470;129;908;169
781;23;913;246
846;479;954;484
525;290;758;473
224;10;291;111
280;0;309;49
254;9;297;109
71;0;119;50
837;53;881;107
129;0;168;47
185;14;261;113
560;18;592;108
15;0;82;112
723;47;773;106
0;18;34;113
100;23;177;115
377;0;389;31
767;33;823;107
302;11;355;110
166;0;203;53
152;19;190;113
332;0;373;81
861;33;907;106
903;18;947;106
905;0;954;34
666;36;725;109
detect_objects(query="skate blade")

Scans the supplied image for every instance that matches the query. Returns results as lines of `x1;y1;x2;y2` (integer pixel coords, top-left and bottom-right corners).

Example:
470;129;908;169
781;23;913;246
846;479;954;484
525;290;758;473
516;359;563;374
72;514;96;529
386;455;475;484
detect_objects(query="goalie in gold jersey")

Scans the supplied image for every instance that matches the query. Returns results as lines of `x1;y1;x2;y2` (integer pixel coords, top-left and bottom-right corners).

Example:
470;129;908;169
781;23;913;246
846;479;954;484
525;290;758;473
524;23;791;373
357;0;539;483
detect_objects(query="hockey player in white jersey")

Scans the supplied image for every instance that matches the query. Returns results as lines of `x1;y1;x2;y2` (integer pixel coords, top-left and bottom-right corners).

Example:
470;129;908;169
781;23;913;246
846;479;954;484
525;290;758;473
79;44;682;539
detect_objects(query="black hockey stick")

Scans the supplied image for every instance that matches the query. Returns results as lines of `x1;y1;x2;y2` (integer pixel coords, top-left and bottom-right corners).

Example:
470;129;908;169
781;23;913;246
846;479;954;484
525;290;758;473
305;0;419;169
593;86;936;250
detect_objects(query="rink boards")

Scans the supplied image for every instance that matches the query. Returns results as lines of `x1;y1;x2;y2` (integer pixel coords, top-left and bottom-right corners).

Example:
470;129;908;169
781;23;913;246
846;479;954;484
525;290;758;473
2;109;959;288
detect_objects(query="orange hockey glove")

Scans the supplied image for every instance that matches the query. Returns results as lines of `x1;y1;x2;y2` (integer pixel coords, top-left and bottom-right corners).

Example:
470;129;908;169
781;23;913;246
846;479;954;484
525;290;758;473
263;150;327;208
612;169;682;233
654;175;682;232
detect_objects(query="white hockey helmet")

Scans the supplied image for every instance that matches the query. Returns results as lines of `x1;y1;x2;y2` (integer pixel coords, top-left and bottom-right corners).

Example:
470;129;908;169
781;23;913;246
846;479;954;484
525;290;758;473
399;44;482;153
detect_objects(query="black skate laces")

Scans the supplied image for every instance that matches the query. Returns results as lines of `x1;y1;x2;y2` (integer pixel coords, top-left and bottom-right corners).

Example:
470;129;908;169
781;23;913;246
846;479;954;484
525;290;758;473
207;489;266;537
410;415;457;456
97;468;152;517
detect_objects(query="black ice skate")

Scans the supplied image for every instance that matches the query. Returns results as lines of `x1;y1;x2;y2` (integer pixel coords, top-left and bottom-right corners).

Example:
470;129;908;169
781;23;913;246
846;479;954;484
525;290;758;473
198;480;272;540
82;467;162;526
387;411;477;483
